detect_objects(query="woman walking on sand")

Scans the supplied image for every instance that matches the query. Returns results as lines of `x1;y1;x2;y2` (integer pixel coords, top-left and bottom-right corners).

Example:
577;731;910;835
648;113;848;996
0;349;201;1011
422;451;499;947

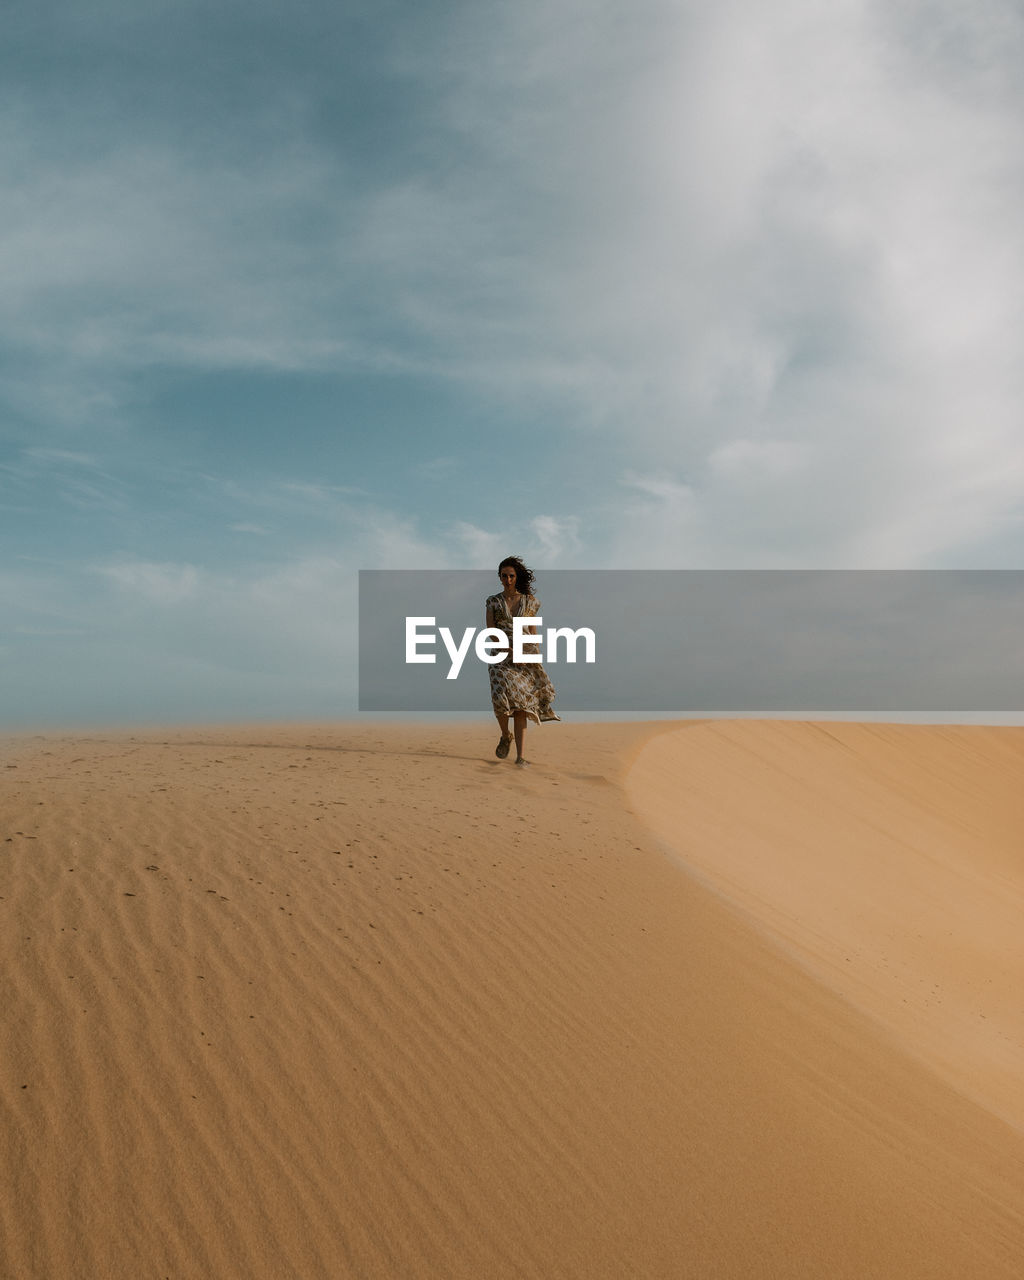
486;556;560;766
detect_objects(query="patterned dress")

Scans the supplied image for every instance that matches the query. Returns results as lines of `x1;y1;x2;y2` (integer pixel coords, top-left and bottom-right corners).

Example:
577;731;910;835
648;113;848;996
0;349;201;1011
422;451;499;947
485;592;561;725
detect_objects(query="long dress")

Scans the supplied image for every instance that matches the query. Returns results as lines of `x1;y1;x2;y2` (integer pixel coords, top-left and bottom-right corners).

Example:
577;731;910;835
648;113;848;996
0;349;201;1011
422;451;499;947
485;592;561;725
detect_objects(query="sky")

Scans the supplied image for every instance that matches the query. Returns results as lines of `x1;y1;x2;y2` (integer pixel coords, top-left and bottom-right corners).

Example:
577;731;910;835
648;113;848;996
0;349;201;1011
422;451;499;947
2;0;1023;727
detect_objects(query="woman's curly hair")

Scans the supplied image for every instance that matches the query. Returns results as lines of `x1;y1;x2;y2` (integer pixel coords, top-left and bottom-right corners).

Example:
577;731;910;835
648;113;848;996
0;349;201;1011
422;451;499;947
498;556;535;597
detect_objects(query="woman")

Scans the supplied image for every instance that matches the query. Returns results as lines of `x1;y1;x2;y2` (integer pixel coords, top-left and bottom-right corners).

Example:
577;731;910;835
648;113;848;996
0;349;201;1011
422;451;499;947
486;556;560;766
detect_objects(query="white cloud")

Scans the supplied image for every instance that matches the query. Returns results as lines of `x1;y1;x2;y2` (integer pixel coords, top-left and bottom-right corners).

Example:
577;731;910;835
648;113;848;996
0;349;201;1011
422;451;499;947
708;439;807;483
624;474;696;503
450;515;582;568
529;514;581;562
22;448;98;467
450;521;506;566
1;445;128;513
428;0;1024;565
415;456;461;482
2;0;1022;577
96;560;202;604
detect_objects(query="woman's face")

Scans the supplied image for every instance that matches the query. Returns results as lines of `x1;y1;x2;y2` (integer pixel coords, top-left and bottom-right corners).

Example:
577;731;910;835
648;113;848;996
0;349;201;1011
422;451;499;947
499;565;518;592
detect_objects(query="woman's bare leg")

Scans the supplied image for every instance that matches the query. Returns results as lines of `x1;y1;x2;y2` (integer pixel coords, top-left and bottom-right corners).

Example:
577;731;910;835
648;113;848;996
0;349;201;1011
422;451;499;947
513;711;528;761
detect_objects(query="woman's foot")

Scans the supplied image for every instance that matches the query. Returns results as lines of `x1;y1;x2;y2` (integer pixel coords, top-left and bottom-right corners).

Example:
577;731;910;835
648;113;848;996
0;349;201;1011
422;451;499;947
515;757;530;767
495;734;511;759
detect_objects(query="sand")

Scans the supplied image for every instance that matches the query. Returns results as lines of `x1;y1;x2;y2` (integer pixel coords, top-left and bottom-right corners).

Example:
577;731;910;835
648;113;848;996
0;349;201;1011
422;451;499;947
627;720;1024;1134
1;719;1021;1278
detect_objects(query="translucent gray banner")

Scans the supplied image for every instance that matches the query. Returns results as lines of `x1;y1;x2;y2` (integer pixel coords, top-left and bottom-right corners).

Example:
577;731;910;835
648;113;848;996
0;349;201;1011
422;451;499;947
358;570;1024;713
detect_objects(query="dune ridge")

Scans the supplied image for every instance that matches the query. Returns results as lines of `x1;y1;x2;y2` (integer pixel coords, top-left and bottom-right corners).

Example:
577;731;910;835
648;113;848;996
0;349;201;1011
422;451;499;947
1;721;1022;1278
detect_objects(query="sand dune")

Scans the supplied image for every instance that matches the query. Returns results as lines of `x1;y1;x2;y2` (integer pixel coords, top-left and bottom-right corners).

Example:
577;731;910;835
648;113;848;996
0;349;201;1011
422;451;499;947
1;721;1022;1278
627;719;1024;1133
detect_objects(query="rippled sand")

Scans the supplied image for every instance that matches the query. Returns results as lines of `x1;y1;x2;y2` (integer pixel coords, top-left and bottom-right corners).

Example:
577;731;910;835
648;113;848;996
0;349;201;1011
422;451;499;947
2;721;1021;1277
